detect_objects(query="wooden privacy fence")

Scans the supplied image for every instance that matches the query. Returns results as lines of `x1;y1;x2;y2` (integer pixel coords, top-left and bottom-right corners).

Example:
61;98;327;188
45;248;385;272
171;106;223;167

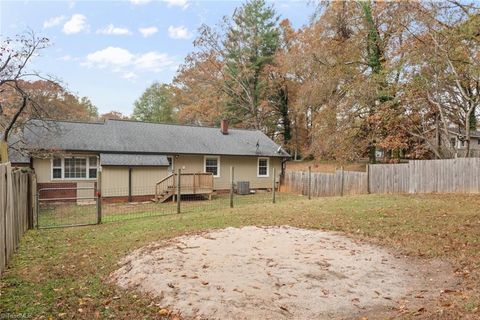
0;163;36;276
282;168;368;197
282;158;480;197
370;158;480;194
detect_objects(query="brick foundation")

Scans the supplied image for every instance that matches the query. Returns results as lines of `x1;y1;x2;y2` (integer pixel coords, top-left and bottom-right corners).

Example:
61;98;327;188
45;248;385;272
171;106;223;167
38;182;77;201
102;195;155;203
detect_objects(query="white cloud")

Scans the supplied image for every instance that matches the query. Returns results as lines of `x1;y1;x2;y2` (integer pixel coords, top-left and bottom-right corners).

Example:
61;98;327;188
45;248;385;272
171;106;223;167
84;47;176;76
135;52;175;71
131;0;151;4
62;14;88;34
139;26;158;38
43;15;66;29
86;47;134;68
122;72;138;81
97;24;132;36
164;0;189;9
168;25;191;39
60;55;72;61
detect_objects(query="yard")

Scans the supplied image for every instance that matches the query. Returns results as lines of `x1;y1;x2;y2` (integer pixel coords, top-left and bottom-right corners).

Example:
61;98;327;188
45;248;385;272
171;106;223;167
1;194;479;319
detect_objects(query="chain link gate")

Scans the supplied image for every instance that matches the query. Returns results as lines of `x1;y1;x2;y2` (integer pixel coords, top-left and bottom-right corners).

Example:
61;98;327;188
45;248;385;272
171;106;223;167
36;186;100;228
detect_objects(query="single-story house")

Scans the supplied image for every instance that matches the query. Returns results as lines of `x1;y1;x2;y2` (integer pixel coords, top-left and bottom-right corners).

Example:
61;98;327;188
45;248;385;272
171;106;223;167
9;119;290;202
449;129;480;149
448;129;480;157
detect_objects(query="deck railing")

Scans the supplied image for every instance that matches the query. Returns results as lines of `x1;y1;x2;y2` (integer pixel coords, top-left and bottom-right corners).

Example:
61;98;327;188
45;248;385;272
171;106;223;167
155;172;214;201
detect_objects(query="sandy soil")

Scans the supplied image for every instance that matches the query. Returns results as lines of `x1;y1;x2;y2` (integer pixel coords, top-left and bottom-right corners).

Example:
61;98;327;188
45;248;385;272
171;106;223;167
111;226;456;320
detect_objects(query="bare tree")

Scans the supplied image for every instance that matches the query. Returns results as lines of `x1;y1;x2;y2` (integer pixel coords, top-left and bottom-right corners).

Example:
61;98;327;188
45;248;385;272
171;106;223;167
0;31;56;162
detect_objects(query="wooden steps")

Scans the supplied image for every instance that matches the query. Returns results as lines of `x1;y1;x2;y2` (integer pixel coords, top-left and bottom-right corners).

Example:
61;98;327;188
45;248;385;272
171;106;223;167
156;190;174;203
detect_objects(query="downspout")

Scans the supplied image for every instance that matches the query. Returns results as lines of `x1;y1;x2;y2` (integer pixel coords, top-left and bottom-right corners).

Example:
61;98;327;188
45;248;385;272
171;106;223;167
280;156;289;185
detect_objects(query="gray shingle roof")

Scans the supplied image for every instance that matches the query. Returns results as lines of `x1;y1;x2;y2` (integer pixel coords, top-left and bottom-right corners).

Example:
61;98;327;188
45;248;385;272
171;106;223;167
23;119;290;158
9;147;30;163
2;134;30;164
100;153;169;166
449;129;480;138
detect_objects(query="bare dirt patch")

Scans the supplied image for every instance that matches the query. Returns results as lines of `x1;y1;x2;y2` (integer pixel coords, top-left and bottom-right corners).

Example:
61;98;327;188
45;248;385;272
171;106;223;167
111;226;457;319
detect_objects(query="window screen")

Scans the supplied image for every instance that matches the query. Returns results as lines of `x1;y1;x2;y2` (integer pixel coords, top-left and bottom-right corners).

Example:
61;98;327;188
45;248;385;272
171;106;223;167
64;158;87;179
89;157;97;178
258;158;268;176
205;158;218;176
52;158;62;179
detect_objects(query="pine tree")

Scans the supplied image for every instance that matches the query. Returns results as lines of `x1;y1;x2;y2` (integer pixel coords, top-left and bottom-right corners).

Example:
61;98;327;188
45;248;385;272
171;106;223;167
223;0;280;129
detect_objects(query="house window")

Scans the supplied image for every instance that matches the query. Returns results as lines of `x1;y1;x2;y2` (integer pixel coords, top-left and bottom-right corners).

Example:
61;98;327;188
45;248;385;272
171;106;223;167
167;156;173;174
65;157;87;179
257;158;269;177
204;156;220;177
88;157;97;178
52;156;98;180
52;158;62;179
450;138;456;148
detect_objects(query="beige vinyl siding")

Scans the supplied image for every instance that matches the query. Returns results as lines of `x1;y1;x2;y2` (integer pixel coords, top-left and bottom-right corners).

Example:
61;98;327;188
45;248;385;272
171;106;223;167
101;166;169;197
215;156;281;190
172;155;204;173
33;158;96;200
33;157;97;184
77;181;95;202
33;158;52;183
34;154;282;197
131;167;169;195
172;155;282;190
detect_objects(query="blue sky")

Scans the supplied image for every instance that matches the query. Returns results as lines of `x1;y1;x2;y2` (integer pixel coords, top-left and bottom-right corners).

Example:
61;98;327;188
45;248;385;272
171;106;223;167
0;0;314;115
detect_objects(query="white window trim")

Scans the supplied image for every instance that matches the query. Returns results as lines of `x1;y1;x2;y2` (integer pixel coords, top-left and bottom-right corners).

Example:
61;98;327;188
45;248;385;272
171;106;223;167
204;155;220;178
51;158;63;180
167;156;174;174
257;157;270;178
51;156;98;181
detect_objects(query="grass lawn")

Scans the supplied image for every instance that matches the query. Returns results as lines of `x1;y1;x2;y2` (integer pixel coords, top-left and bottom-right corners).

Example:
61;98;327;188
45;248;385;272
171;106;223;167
1;194;479;319
38;193;299;227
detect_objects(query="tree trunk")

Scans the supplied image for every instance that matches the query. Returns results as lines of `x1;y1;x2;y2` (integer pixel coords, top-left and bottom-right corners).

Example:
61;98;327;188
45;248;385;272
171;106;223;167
279;86;291;147
435;112;441;159
465;104;475;158
368;141;376;164
465;120;471;158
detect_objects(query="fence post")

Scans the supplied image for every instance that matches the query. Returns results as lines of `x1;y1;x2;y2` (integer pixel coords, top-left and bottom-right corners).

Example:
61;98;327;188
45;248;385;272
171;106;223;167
36;189;39;229
177;169;181;214
366;164;370;194
272;167;276;203
340;166;345;196
97;170;102;224
26;173;33;229
128;168;132;203
230;166;234;208
308;166;312;200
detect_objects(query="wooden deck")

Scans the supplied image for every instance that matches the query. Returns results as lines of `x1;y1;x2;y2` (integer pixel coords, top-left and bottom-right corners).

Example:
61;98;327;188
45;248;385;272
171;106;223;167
155;172;214;203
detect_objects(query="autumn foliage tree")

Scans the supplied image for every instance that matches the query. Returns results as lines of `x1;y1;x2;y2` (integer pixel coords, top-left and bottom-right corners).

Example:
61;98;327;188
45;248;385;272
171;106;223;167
1;80;98;122
170;0;479;162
